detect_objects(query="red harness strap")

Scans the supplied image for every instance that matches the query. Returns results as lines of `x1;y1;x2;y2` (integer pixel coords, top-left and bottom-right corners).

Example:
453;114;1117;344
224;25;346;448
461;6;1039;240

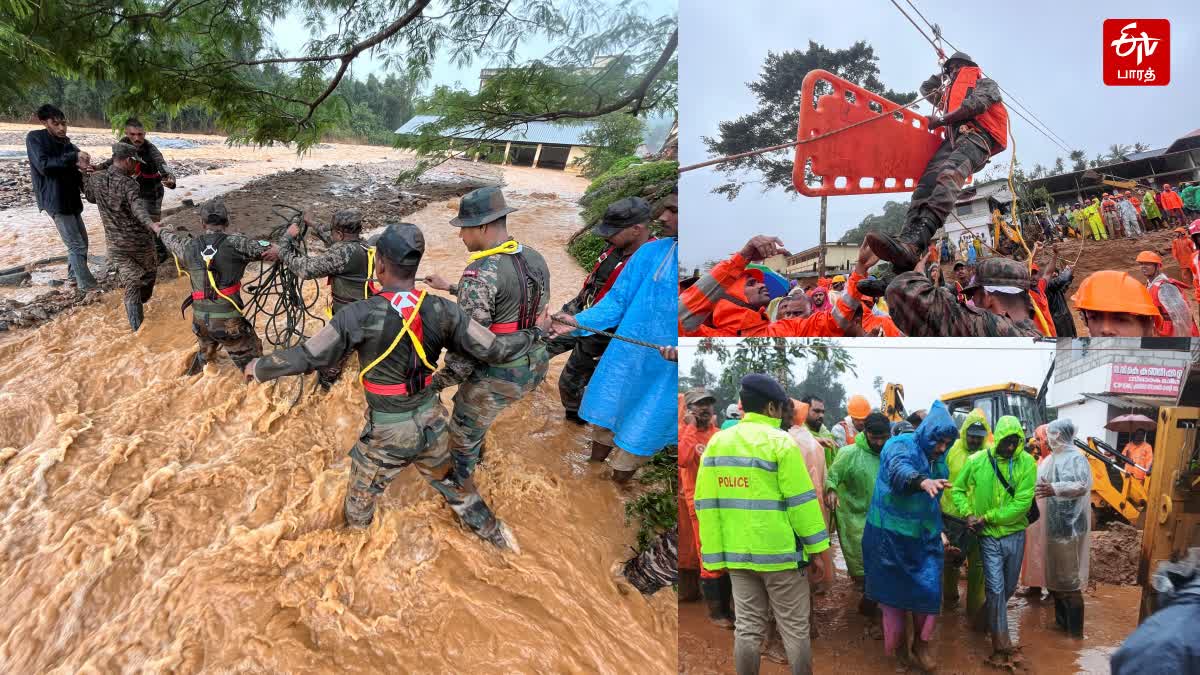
489;321;519;334
362;375;433;396
192;282;241;300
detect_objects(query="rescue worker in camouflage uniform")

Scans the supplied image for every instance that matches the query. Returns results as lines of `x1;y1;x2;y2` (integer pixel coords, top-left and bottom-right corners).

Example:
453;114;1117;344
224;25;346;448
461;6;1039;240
95;118;176;262
881;255;1042;337
866;52;1008;273
246;223;550;550
278;208;376;389
423;187;551;483
82;142;160;331
151;197;278;374
547;196;654;424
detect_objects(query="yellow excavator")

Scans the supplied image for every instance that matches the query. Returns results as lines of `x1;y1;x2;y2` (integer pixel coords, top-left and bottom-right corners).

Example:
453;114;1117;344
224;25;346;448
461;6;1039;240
882;382;907;422
1136;404;1200;621
1082;169;1152;192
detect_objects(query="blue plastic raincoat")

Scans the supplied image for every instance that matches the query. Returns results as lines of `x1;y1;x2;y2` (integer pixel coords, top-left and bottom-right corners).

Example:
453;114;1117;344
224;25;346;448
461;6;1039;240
862;400;959;615
575;238;679;455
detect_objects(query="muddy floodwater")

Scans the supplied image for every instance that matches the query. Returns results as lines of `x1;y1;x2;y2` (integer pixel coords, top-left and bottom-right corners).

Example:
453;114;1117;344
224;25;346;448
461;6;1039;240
0;128;675;672
680;539;1138;675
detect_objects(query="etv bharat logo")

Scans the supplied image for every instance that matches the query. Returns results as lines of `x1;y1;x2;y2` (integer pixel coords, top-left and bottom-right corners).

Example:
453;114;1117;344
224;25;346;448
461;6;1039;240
1104;19;1170;86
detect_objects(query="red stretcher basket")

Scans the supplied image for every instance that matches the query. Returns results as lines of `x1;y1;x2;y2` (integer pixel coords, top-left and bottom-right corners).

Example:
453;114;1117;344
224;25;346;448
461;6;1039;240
792;69;964;197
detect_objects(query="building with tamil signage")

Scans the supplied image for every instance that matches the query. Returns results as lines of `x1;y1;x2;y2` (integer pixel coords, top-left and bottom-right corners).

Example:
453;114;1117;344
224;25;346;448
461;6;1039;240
1047;338;1199;448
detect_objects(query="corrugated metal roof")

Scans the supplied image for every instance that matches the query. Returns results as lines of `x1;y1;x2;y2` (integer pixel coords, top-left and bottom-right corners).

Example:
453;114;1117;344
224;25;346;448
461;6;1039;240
1079;393;1171;411
395;115;598;146
1124;148;1167;161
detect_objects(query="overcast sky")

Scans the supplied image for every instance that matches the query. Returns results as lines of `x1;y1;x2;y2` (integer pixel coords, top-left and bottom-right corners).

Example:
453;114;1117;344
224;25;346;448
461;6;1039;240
679;338;1058;410
679;1;1200;269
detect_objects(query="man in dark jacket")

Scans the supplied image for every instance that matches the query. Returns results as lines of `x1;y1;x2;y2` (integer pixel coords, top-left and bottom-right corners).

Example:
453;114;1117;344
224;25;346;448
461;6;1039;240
95;117;176;262
1043;259;1076;338
1111;550;1200;675
25;104;98;290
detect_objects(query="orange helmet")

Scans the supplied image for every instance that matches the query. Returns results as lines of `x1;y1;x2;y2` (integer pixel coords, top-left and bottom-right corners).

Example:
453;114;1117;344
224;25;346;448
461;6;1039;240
1175;227;1188;235
1071;271;1159;316
1136;251;1163;265
847;394;871;419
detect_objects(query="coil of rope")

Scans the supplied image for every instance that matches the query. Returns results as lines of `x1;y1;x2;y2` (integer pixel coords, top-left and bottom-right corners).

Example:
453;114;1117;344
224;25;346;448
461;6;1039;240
238;204;328;404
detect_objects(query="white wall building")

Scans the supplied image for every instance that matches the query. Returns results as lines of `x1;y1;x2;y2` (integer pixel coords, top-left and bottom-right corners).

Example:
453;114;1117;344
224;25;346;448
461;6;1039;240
941;178;1012;249
1047;338;1198;447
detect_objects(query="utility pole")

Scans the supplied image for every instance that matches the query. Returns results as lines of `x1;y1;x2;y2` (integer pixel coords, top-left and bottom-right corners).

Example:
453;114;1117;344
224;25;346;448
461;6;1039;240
818;196;828;276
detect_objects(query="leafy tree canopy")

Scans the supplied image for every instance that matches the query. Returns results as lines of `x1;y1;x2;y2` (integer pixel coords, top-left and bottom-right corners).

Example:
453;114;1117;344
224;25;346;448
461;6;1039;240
1;0;675;157
688;338;856;413
703;41;916;200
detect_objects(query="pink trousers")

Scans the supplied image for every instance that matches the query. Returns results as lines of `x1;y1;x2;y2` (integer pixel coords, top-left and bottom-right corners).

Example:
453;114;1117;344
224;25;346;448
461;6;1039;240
880;604;937;655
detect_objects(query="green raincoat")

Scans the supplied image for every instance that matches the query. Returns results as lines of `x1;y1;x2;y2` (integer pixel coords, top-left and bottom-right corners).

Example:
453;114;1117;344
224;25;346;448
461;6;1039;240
1143;190;1163;220
826;431;881;577
941;409;992;517
950;415;1037;539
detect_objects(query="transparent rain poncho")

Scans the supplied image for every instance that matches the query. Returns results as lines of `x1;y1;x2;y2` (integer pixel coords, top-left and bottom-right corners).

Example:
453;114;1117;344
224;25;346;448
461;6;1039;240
1037;419;1093;591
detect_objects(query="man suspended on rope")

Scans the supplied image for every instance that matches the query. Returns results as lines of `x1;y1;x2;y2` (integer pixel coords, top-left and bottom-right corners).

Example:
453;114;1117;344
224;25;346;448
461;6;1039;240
865;52;1008;273
1041;248;1076;338
152;197;278;375
245;222;549;549
882;252;1043;337
678;235;867;337
1136;251;1198;338
423;187;550;484
277;208;376;389
547;197;655;425
1071;271;1161;338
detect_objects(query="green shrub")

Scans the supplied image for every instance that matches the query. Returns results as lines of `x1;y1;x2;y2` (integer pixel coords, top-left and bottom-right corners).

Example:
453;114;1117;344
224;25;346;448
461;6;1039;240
623;445;679;551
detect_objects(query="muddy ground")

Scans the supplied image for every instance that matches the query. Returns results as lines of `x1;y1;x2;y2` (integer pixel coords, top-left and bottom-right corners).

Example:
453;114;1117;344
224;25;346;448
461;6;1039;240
680;538;1139;675
0;157;239;210
1090;522;1142;587
0;159;501;331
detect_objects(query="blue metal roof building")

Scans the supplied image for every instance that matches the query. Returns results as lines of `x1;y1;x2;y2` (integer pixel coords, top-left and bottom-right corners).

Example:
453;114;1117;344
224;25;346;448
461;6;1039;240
395;115;600;171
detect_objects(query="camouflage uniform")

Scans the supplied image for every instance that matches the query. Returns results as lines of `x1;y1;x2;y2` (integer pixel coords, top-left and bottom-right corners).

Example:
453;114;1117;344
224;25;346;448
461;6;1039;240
82;146;159;329
884;260;1042;337
96;137;174;261
252;228;542;544
436;188;551;482
278;209;374;387
158;199;270;370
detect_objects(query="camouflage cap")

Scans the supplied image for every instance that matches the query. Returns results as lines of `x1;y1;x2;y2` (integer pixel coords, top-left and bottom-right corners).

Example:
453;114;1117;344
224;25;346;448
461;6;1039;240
961;257;1029;294
593;197;652;238
684;388;716;406
112;142;139;161
375;222;425;267
198;197;229;225
331;209;363;233
451;186;516;228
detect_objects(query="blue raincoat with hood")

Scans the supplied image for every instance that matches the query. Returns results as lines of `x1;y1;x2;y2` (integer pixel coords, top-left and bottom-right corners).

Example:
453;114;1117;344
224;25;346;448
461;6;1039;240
862;400;959;615
574;238;678;455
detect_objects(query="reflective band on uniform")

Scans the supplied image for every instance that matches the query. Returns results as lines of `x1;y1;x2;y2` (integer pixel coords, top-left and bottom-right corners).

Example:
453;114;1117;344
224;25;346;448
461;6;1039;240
799;530;829;546
783;490;818;507
702;551;803;565
694;498;786;511
702;455;778;471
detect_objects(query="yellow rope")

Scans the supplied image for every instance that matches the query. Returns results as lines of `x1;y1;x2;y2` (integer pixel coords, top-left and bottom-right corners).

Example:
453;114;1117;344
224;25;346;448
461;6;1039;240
468;239;520;261
206;264;245;315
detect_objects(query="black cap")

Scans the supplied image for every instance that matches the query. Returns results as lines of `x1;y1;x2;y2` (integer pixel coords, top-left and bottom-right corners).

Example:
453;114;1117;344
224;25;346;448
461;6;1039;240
451;186;516;228
593;197;652;238
961;257;1030;294
684;388;716;405
953;261;966;270
739;373;788;404
198;197;228;225
966;422;988;438
944;51;977;68
375;222;425;267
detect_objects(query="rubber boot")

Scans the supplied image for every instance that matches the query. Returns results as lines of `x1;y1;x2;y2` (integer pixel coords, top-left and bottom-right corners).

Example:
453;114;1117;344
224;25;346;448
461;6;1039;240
184;351;206;376
700;578;734;629
1065;596;1084;638
864;216;939;273
589;441;614;462
564;410;586;425
125;300;144;332
1053;595;1066;631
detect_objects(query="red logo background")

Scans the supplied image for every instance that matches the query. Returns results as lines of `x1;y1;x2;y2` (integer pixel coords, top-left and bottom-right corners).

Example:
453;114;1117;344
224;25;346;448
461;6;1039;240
1103;19;1170;86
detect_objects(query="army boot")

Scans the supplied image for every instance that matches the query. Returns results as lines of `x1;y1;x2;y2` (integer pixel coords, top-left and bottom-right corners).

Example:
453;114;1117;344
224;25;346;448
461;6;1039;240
865;215;940;273
125;300;144;331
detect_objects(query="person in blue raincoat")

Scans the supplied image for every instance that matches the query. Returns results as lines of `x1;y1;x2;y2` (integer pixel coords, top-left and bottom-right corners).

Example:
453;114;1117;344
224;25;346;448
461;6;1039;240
549;190;678;482
862;400;958;672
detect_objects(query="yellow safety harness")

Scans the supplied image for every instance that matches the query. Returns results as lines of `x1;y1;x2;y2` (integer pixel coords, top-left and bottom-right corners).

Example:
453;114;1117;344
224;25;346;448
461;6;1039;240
201;243;245;315
358;290;436;384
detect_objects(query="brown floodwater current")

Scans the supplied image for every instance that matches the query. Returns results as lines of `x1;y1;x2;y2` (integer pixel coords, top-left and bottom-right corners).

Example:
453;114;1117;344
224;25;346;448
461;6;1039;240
0;144;676;672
